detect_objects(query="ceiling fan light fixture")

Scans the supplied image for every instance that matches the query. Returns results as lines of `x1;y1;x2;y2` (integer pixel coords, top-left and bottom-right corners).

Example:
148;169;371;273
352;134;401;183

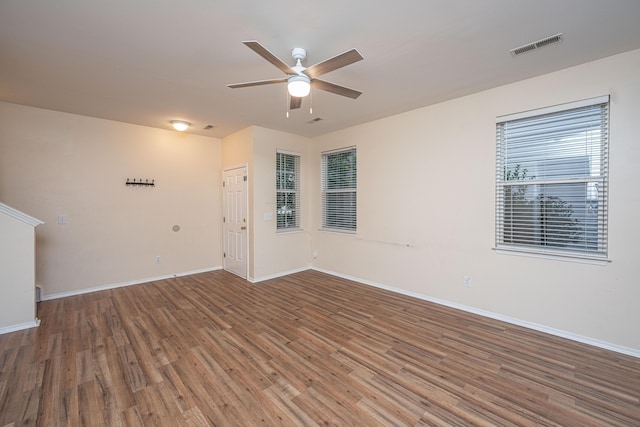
170;120;190;131
287;75;311;97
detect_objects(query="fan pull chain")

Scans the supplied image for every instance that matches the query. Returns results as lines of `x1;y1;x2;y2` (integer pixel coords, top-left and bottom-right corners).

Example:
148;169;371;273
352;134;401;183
286;91;290;118
309;88;313;115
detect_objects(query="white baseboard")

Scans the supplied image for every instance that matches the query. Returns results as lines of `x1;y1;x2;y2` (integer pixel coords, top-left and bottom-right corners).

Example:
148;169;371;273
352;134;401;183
0;318;40;335
249;267;310;284
33;264;640;358
311;267;640;359
41;266;223;301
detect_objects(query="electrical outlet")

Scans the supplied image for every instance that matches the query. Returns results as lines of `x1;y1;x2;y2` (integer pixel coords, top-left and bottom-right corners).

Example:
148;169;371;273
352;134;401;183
463;276;472;288
156;256;161;264
313;249;318;258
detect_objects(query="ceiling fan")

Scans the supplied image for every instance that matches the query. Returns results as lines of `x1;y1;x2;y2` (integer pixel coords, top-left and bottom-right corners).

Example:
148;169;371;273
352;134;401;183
227;40;364;110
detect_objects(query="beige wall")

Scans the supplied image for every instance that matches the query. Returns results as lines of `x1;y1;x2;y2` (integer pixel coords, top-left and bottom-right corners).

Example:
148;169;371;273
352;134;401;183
0;214;36;329
2;48;639;353
221;126;311;281
221;126;254;277
0;103;223;297
251;126;311;281
309;49;640;352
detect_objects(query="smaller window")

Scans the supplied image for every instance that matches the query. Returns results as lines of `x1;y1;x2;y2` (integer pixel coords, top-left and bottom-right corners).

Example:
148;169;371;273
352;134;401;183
276;152;300;230
321;147;357;232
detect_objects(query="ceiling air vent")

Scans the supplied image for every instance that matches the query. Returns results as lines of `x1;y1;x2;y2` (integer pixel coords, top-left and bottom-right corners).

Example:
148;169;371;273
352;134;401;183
203;124;215;130
307;117;324;124
510;33;563;56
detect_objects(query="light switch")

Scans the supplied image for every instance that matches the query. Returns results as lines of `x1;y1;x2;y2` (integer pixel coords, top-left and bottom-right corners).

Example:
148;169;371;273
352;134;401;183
57;214;68;224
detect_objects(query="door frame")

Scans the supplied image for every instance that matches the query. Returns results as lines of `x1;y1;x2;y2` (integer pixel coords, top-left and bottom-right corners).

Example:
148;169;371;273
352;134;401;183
222;164;249;279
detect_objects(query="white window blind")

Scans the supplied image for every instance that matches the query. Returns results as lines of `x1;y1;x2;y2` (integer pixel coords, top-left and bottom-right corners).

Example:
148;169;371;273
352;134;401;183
276;152;300;230
321;147;357;232
496;96;609;259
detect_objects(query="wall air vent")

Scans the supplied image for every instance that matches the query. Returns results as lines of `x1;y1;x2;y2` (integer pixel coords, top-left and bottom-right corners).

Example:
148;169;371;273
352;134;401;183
510;33;563;56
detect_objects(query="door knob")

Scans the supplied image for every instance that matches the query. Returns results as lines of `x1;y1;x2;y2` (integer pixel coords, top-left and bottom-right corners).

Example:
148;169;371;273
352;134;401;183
241;226;247;230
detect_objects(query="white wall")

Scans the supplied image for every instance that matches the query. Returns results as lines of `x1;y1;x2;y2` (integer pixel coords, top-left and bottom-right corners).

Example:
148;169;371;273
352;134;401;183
309;49;640;353
0;102;223;297
0;213;36;329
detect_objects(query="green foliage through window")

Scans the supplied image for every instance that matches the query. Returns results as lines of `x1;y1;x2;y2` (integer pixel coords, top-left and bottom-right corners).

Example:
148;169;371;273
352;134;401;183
496;97;609;258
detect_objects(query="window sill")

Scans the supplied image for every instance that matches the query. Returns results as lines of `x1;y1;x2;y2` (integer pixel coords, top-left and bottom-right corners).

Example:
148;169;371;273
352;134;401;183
493;247;611;265
276;228;303;234
319;228;357;235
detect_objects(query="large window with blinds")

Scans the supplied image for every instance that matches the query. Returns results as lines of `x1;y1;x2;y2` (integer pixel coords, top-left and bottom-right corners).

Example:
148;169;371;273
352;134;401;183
276;151;300;231
495;96;609;259
321;147;357;232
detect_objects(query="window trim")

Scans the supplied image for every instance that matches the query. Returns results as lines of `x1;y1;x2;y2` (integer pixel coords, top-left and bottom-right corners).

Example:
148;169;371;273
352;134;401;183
495;96;610;262
321;146;357;233
496;95;610;124
276;150;301;232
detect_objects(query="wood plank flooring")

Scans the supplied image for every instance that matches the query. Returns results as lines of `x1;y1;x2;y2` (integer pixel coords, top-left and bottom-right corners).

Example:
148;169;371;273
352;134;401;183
1;269;639;426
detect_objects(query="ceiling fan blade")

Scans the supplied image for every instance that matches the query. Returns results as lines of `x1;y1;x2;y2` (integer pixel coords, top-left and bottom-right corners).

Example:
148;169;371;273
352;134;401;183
290;96;302;110
242;40;296;75
227;77;288;89
311;79;362;99
303;49;363;79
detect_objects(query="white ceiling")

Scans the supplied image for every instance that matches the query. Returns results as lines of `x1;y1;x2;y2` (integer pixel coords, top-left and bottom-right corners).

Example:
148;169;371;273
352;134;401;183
1;0;640;139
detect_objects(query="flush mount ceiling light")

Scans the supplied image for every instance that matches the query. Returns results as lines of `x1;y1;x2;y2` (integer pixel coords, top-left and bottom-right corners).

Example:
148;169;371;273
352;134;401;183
287;74;311;97
170;120;190;131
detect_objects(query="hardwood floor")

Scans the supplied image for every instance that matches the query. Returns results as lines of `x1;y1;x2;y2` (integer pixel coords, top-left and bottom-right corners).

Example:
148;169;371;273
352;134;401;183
1;269;639;426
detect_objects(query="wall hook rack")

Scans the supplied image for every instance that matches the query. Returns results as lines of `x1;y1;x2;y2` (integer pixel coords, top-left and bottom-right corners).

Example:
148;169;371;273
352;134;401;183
126;178;155;187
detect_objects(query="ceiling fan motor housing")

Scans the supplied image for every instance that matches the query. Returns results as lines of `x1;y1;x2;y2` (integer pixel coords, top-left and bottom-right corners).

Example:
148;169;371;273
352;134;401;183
291;47;307;62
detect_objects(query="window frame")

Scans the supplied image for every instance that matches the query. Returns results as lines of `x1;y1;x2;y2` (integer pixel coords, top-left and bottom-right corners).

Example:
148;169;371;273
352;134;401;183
495;96;610;262
321;147;357;233
276;150;301;232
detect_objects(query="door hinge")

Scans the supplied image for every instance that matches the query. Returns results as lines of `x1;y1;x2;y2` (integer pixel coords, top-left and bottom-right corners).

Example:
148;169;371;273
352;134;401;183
243;175;247;181
222;181;226;187
223;216;226;223
223;252;226;258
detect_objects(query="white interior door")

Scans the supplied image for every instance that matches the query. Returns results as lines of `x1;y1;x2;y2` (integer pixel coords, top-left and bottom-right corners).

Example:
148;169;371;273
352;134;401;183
223;166;248;278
